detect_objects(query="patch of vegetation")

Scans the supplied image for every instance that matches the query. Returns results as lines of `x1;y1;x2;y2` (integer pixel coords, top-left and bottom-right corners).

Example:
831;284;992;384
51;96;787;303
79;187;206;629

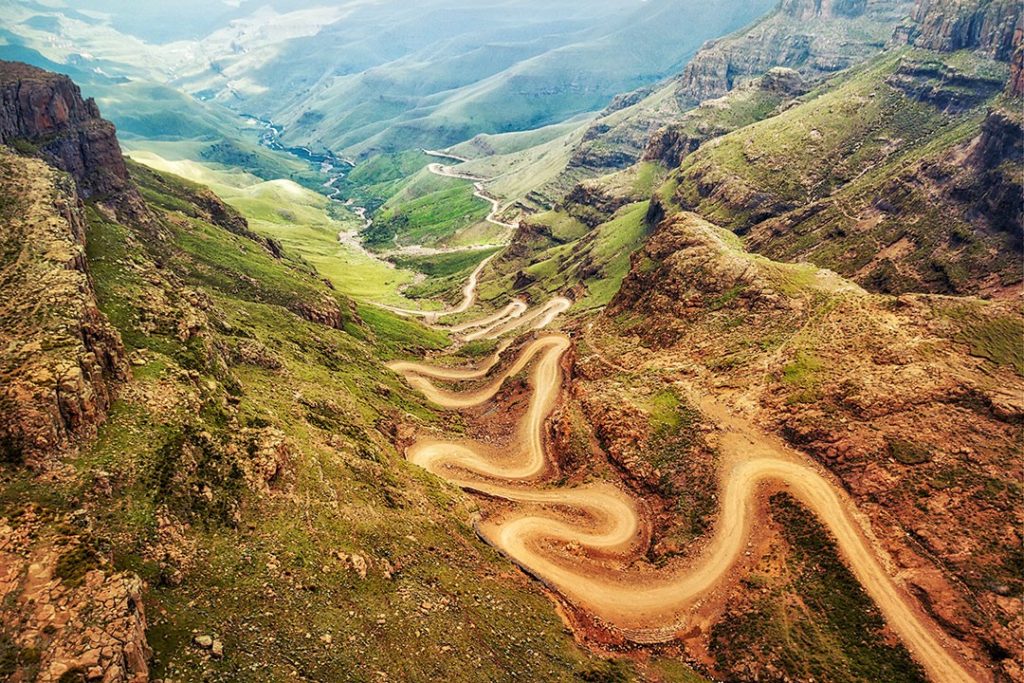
641;386;717;544
392;247;500;278
575;659;633;682
9;138;39;156
708;284;746;311
54;545;101;588
147;424;244;525
887;438;932;465
710;494;927;682
782;351;825;387
0;632;40;679
951;310;1024;374
57;669;87;683
357;304;449;358
365;183;490;250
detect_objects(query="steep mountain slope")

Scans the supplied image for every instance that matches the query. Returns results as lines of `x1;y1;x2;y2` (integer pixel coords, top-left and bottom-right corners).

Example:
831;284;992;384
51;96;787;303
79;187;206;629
252;0;774;156
0;62;640;683
475;0;1021;305
666;51;1020;296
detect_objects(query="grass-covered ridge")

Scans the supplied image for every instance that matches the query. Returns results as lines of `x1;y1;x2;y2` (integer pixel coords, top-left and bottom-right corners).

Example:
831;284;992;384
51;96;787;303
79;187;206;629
667;48;1019;295
126;150;430;307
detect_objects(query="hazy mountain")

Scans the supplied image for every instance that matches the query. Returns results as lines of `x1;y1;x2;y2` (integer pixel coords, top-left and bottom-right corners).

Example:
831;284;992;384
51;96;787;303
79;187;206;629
0;0;775;156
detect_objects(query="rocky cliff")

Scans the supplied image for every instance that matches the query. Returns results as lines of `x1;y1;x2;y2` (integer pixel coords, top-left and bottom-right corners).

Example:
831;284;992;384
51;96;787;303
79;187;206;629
892;0;1022;60
643;67;806;168
0;62;146;219
676;0;913;104
1010;25;1024;95
0;151;127;466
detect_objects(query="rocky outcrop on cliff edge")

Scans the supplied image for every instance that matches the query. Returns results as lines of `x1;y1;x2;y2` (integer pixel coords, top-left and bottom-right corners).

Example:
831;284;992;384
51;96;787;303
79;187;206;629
0;61;147;220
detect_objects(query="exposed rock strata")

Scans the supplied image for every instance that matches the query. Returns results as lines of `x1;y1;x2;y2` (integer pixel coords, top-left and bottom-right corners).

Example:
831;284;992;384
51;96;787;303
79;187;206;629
0;62;136;208
892;0;1022;60
676;0;912;104
0;151;127;466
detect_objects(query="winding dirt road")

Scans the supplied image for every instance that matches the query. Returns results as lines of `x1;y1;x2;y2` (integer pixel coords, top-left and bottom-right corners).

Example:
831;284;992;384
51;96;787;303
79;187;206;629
379;248;570;343
425;161;517;231
394;333;983;683
381;253;499;322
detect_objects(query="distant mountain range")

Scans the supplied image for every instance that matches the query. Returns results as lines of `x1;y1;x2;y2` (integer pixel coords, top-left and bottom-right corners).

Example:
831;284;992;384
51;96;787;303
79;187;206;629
1;0;774;156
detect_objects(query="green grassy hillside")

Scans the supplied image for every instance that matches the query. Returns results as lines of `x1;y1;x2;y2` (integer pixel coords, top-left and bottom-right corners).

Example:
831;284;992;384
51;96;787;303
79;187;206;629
669;49;1020;294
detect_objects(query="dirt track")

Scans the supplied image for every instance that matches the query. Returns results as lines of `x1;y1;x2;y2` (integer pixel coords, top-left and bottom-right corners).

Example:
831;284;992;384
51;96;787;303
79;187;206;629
380;253;498;321
425;161;517;230
394;332;984;683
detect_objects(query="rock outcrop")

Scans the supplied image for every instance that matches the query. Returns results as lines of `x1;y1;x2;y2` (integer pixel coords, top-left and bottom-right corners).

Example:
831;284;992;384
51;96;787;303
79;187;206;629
609;213;797;347
0;62;130;200
643;68;805;168
961;106;1024;239
1010;25;1024;95
0;524;151;683
892;0;1022;60
780;0;869;19
0;151;127;466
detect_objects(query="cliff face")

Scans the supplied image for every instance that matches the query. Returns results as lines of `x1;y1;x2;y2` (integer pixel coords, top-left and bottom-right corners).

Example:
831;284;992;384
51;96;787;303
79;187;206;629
0;62;140;211
643;67;805;168
892;0;1022;60
780;0;868;20
676;0;913;104
0;151;127;466
960;107;1024;239
1010;23;1024;95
